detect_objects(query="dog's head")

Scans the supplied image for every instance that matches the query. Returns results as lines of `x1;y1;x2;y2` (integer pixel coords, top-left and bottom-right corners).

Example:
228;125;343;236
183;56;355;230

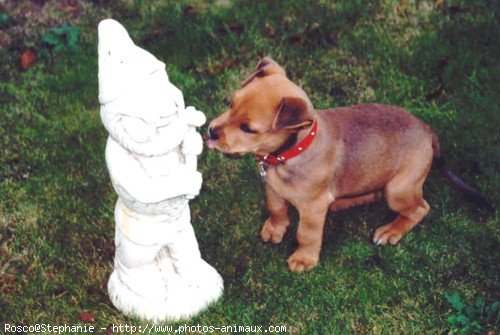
206;57;315;156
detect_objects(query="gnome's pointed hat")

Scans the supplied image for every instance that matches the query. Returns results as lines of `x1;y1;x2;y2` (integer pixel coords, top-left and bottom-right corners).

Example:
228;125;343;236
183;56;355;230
98;19;166;104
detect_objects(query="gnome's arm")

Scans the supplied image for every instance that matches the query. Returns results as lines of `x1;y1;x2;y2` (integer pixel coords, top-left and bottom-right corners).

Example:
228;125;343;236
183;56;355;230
123;169;202;203
180;106;206;171
121;116;155;143
106;138;202;202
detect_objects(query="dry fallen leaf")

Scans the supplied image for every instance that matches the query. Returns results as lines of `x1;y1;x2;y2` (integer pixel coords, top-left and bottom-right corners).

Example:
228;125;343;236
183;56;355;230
184;5;196;15
228;23;244;35
425;84;444;101
0;30;11;47
214;58;236;72
288;34;305;44
77;311;96;323
20;49;36;70
326;33;336;45
261;23;276;38
106;243;115;258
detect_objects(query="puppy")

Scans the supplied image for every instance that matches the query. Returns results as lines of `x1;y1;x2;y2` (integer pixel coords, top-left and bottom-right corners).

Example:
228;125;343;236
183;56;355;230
207;57;488;272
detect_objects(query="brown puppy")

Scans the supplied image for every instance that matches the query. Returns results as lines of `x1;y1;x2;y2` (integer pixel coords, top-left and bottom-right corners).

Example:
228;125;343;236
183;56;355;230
207;57;487;272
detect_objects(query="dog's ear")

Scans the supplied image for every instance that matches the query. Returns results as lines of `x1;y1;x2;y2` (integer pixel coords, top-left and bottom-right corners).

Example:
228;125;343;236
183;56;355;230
240;69;265;87
272;97;313;131
255;57;286;77
240;57;286;88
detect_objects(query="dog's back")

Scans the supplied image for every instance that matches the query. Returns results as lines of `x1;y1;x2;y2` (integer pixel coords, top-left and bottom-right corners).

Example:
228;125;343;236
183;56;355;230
319;103;435;197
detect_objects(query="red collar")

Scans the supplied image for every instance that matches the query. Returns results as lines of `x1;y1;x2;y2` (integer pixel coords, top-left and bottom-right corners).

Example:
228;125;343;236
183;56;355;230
256;120;318;166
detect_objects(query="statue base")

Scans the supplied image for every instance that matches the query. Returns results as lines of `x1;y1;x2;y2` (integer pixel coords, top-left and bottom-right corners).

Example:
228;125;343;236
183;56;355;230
108;259;223;322
107;199;223;322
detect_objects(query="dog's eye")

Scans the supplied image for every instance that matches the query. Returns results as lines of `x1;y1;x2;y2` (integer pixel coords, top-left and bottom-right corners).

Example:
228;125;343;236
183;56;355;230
240;123;257;134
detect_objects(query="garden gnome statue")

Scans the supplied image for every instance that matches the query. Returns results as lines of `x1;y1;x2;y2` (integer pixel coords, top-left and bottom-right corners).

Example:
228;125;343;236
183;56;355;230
98;19;223;322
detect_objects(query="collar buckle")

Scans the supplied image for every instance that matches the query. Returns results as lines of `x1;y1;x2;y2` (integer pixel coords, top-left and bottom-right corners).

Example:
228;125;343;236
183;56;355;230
258;160;267;182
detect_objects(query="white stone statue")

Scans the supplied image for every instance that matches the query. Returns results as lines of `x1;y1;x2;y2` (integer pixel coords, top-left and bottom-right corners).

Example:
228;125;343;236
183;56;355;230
98;19;223;322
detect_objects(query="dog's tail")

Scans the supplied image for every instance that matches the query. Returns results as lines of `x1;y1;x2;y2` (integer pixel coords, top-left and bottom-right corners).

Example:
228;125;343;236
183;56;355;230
432;133;492;209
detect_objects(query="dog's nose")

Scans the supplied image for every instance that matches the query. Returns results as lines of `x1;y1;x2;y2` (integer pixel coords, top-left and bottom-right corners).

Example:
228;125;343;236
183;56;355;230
208;127;220;141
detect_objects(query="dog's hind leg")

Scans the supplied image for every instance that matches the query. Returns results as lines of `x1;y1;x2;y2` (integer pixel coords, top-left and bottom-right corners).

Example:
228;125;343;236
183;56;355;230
373;156;432;245
373;178;430;245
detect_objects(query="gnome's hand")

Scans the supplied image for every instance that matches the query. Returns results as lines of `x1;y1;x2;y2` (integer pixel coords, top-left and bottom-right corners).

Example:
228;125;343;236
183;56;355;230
182;131;203;156
182;106;206;127
180;106;205;176
177;169;203;197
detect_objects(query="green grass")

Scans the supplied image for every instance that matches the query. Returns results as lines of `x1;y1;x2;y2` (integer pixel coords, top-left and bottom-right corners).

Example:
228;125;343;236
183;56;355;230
1;0;499;334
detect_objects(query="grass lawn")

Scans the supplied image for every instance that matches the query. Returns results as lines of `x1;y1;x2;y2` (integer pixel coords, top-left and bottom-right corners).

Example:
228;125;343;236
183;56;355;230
1;0;499;334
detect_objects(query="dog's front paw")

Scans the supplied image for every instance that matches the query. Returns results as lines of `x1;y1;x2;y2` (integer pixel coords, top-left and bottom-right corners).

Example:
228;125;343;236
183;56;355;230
373;223;404;245
287;249;319;272
260;218;289;244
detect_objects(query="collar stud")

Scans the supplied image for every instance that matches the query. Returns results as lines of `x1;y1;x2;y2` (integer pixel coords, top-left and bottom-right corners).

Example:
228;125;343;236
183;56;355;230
255;119;318;167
